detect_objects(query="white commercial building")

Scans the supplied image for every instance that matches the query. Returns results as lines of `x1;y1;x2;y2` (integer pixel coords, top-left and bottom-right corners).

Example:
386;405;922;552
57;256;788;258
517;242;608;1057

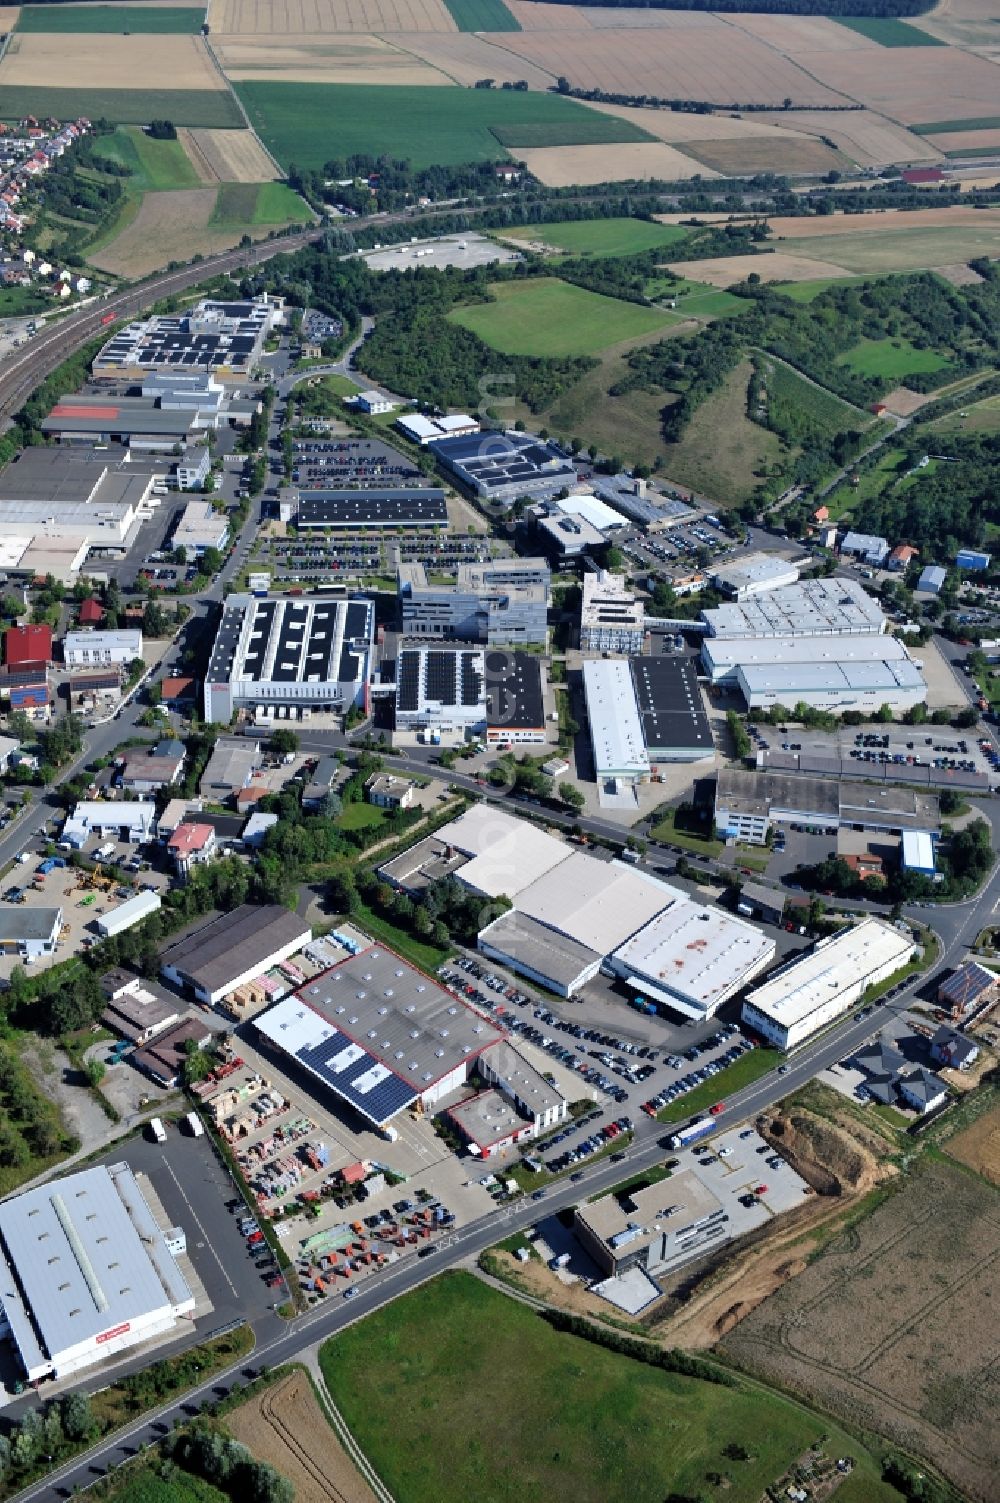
701;633;926;712
606;893;775;1021
841;531;889;567
64;629;143;669
356;391;395;414
95;888;162;939
582;658;650;784
711;552;800;600
579;571;645;654
396;412;478;445
702;577;885;640
742;918;914;1050
0;1162;194;1385
62;801;157;849
173;499;229;554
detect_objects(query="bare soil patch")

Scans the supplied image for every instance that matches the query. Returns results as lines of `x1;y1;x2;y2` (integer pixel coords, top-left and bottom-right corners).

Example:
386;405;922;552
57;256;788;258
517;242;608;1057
792;44;1000;127
757;108;940;167
518;140;718;186
90;186;283;277
882;384;935;414
722;1159;1000;1503
581;100;813;143
0;6;19;31
946;1101;1000;1185
215;31;450;84
184;126;278;181
0;30;227;88
496;21;846;107
225;1368;378;1503
681;135;845;176
210;0;457;34
387;30;556;88
666;251;853;287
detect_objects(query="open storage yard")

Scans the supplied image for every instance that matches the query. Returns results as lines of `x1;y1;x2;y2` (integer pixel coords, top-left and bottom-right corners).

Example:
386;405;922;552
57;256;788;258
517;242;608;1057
224;1368;378;1503
722;1157;1000;1503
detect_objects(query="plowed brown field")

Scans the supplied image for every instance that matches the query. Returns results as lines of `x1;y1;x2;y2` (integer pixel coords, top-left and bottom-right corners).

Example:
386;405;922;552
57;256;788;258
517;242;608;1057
225;1369;379;1503
946;1102;1000;1184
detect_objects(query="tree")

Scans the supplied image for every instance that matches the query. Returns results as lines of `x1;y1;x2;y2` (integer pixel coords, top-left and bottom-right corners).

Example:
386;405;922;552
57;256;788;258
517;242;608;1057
8;708;32;742
200;546;223;577
173;545;188;566
954;705;979;728
558;781;585;812
86;1058;106;1088
268;728;299;757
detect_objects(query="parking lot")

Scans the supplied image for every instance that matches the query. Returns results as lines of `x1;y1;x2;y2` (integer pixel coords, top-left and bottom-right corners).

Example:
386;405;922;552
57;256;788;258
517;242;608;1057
749;720;993;779
289;436;420;489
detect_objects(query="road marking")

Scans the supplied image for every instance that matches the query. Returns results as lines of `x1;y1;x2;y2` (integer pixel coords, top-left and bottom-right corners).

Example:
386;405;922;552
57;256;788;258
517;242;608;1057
160;1158;239;1299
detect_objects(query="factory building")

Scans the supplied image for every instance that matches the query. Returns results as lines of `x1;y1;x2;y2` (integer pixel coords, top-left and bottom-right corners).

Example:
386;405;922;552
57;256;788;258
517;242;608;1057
203;594;374;724
286;489;448;530
741;918;914;1050
711;552;800;601
160;903;311;1007
701;633;926;713
841;532;890;568
716;770;940;846
393;645;545;745
64;630;143;669
0;1162;194;1384
702;576;885;640
398;557;550;647
579;571;645;655
630;656;714;765
92;297;282;385
431;430;576;505
582;658;650;785
396;412;479;445
172;500;229;554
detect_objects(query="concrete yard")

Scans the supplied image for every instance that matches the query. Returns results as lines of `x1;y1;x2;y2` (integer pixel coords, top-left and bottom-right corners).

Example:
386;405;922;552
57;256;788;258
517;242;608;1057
359;233;520;275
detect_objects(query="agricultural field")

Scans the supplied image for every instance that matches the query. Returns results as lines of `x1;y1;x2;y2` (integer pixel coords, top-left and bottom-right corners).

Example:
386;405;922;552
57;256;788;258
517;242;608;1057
94;125;202;192
505;217;688;258
224;1367;377;1503
441;0;518;30
490;112;650;149
372;30;554;88
722;1158;1000;1503
666;252;856;288
946;1100;1000;1184
15;5;205;32
178;127;278;184
0;31;225;90
912;114;1000;135
320;1271;901;1503
677;135;845;177
211;0;458;32
89;183;304;278
755;109;940;169
834;15;944;47
212;33;453;86
447;277;681;357
516;141;714;186
797;46;1000;128
0;85;242;127
235;81;641;169
838;337;951;381
763;356;871;432
212;181;313;224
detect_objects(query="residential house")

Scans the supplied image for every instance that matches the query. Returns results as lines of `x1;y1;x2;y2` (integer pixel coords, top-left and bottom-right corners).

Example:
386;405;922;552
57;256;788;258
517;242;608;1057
929;1026;979;1072
366;773;414;810
938;960;1000;1020
119;740;184;794
898;1068;948;1115
167;821;217;878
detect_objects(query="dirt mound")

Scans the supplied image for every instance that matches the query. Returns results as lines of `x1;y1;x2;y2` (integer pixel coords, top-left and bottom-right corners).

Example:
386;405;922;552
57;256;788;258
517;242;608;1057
714;1303;747;1336
759;1107;880;1195
776;1257;808;1280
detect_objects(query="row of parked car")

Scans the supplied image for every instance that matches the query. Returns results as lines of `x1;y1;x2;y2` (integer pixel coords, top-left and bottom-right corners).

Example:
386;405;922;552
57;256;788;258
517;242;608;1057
545;1115;633;1175
232;1206;281;1287
641;1035;754;1117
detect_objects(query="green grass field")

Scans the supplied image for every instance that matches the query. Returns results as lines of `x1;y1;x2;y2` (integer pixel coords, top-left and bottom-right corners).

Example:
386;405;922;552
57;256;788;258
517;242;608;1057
774;275;863;303
661;358;784;504
234;83;645;171
928;391;1000;435
16;5;205;32
779;223;1000;275
834;15;942;45
766;357;870;431
912;115;1000;135
656;1049;783;1123
211;181;312;225
335;802;386;831
492;114;652;148
448;278;681;357
0;86;242;128
507;216;686;258
442;0;520;30
838;336;950;380
320;1272;903;1503
94;124;200;191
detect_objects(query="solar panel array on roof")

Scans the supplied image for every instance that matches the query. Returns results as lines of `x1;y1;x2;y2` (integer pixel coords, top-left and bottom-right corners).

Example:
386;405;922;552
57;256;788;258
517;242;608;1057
461;651;483;706
242;600;276;682
630;655;712;754
485;652;544;729
296;492;447;528
398;649;421;712
344;602;369;641
426;651;458;707
296;1027;418;1124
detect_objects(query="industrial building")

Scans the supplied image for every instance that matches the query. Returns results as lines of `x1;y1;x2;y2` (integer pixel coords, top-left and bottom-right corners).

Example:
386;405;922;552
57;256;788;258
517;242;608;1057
715;770;940;845
392;645;545;745
841;532;889;567
902;829;937;876
741;918;913;1050
160;903;311;1007
0;906;62;961
396;412;479;445
701;633;926;713
119;742;186;794
61;801;156;848
630;656;714;764
0;1162;194;1384
254;944;506;1130
172;500;229;555
202;594;374;724
579;571;645;655
132;1017;213;1088
41;378;259;451
702;577;885;640
92;297;281;384
937;960;1000;1020
711;552;800;600
582;658;650;785
199;738;259;800
431;430;576;505
100;970;182;1045
287;490;448;530
95;889;162;939
64;630;143;669
397;557;550;647
918;565;946;595
534;508;606;560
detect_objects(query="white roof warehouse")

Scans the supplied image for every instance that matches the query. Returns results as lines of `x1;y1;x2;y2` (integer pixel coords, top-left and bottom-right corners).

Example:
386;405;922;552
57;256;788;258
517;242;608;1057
0;1162;193;1384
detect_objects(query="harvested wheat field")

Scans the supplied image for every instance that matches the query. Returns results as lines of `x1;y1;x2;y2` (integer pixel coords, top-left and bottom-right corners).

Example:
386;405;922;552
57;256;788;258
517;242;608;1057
666;251;854;287
793;44;1000;126
386;30;556;88
757;108;940;167
225;1368;378;1503
768;204;1000;237
502;0;595;28
911;0;1000;51
209;0;456;33
182;126;278;181
497;22;846;107
0;31;226;88
91;187;285;277
728;12;875;55
927;127;1000;151
520;140;719;186
214;32;449;84
936;260;987;286
581;101;814;145
681;135;845;176
723;1159;1000;1503
946;1101;1000;1185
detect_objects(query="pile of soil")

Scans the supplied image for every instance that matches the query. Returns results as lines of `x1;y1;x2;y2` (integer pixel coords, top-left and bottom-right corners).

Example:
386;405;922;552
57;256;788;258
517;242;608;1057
759;1107;881;1195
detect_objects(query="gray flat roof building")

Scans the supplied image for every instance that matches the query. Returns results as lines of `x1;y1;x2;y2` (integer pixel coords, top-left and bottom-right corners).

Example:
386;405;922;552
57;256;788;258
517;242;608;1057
702;577;885;639
630;655;713;762
432;430;576;505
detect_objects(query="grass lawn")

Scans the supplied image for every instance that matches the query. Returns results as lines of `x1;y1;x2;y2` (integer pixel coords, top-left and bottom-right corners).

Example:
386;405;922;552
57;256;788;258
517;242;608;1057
442;0;520;28
656;1048;784;1123
660;358;784;505
506;216;686;258
94;124;200;192
235;83;646;171
320;1271;902;1503
212;181;312;225
335;801;386;831
353;902;450;972
928;390;1000;436
837;336;950;381
17;4;205;31
822;443;910;524
0;284;50;317
649;804;723;857
0;86;242;128
775;275;864;303
448;278;681;358
834;15;942;44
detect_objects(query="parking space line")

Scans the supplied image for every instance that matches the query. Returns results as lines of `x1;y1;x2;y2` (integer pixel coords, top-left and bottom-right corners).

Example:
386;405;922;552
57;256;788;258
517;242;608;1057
160;1158;239;1300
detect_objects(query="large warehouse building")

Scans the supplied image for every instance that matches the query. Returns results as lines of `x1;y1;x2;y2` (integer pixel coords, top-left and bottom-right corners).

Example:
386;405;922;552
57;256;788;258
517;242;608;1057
711;552;800;601
431;430;576;505
582;655;713;780
741;918;914;1050
160;903;311;1007
702;577;885;640
701;634;926;713
203;593;374;724
0;1162;194;1384
92;297;281;385
392;645;546;746
716;770;941;845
